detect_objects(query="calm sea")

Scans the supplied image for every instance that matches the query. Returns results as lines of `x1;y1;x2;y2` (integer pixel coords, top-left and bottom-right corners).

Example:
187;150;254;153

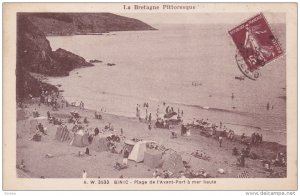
47;24;286;144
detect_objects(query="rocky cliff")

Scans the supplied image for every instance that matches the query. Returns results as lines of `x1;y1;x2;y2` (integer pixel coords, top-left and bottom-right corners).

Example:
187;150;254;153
16;13;155;101
25;13;156;36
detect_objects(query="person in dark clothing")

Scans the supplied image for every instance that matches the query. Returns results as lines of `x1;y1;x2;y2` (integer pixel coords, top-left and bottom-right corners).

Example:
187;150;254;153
148;113;152;123
241;133;246;140
85;147;90;155
240;154;245;167
88;135;93;144
251;132;256;144
94;127;99;136
148;123;152;131
255;133;260;144
47;111;51;120
232;147;239;156
123;148;130;165
37;123;47;135
181;125;187;136
244;146;251;157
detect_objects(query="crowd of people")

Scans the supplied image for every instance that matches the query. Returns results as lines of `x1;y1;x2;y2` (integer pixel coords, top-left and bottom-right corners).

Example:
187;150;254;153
22;91;287;178
40;90;62;111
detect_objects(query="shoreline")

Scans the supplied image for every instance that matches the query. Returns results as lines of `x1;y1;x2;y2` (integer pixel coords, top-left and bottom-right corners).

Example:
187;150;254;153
45;59;286;146
49;80;286;146
16;98;286;178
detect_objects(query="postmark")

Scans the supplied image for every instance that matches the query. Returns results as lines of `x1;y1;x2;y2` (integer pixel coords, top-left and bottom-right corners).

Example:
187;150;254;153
229;13;284;80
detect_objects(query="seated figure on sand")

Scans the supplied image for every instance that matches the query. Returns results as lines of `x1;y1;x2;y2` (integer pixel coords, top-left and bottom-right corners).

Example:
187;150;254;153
37;123;47;135
237;153;246;167
33;108;39;118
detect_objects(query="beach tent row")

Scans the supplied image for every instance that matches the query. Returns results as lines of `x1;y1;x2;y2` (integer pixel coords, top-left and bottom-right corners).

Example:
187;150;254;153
55;126;90;147
55;126;124;151
55;125;70;142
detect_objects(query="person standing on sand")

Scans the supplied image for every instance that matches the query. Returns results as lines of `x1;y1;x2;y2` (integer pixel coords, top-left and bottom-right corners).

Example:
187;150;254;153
82;170;87;178
240;154;245;167
85;148;90;155
123;148;130;166
148;113;152;123
94;127;99;136
145;111;148;122
156;105;160;117
148;123;152;131
218;136;223;147
47;111;51;120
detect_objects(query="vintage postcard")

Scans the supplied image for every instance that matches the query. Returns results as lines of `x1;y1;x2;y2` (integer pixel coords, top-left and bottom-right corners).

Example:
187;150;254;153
3;3;297;190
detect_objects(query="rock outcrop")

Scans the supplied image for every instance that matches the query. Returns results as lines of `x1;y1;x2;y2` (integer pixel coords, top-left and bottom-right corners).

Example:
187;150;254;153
16;13;155;101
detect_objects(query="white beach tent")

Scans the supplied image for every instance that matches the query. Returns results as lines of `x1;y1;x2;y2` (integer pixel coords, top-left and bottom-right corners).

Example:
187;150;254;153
70;129;89;147
89;132;117;152
128;140;157;163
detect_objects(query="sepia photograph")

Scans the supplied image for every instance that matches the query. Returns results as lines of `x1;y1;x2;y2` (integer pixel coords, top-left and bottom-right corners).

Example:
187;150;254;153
3;2;297;190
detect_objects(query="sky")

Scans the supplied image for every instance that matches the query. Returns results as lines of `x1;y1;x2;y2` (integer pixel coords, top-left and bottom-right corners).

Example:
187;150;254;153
117;13;286;25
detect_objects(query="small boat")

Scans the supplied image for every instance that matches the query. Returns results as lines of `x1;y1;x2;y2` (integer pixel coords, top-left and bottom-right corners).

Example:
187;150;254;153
107;63;116;66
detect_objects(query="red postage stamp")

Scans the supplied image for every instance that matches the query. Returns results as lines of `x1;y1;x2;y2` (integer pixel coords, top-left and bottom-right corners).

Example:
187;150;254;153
229;13;283;80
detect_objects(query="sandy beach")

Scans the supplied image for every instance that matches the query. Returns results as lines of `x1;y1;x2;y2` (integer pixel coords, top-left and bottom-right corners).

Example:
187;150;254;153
16;99;287;179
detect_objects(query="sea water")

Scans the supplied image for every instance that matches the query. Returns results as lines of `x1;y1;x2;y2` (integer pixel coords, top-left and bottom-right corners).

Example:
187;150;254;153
47;24;286;144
